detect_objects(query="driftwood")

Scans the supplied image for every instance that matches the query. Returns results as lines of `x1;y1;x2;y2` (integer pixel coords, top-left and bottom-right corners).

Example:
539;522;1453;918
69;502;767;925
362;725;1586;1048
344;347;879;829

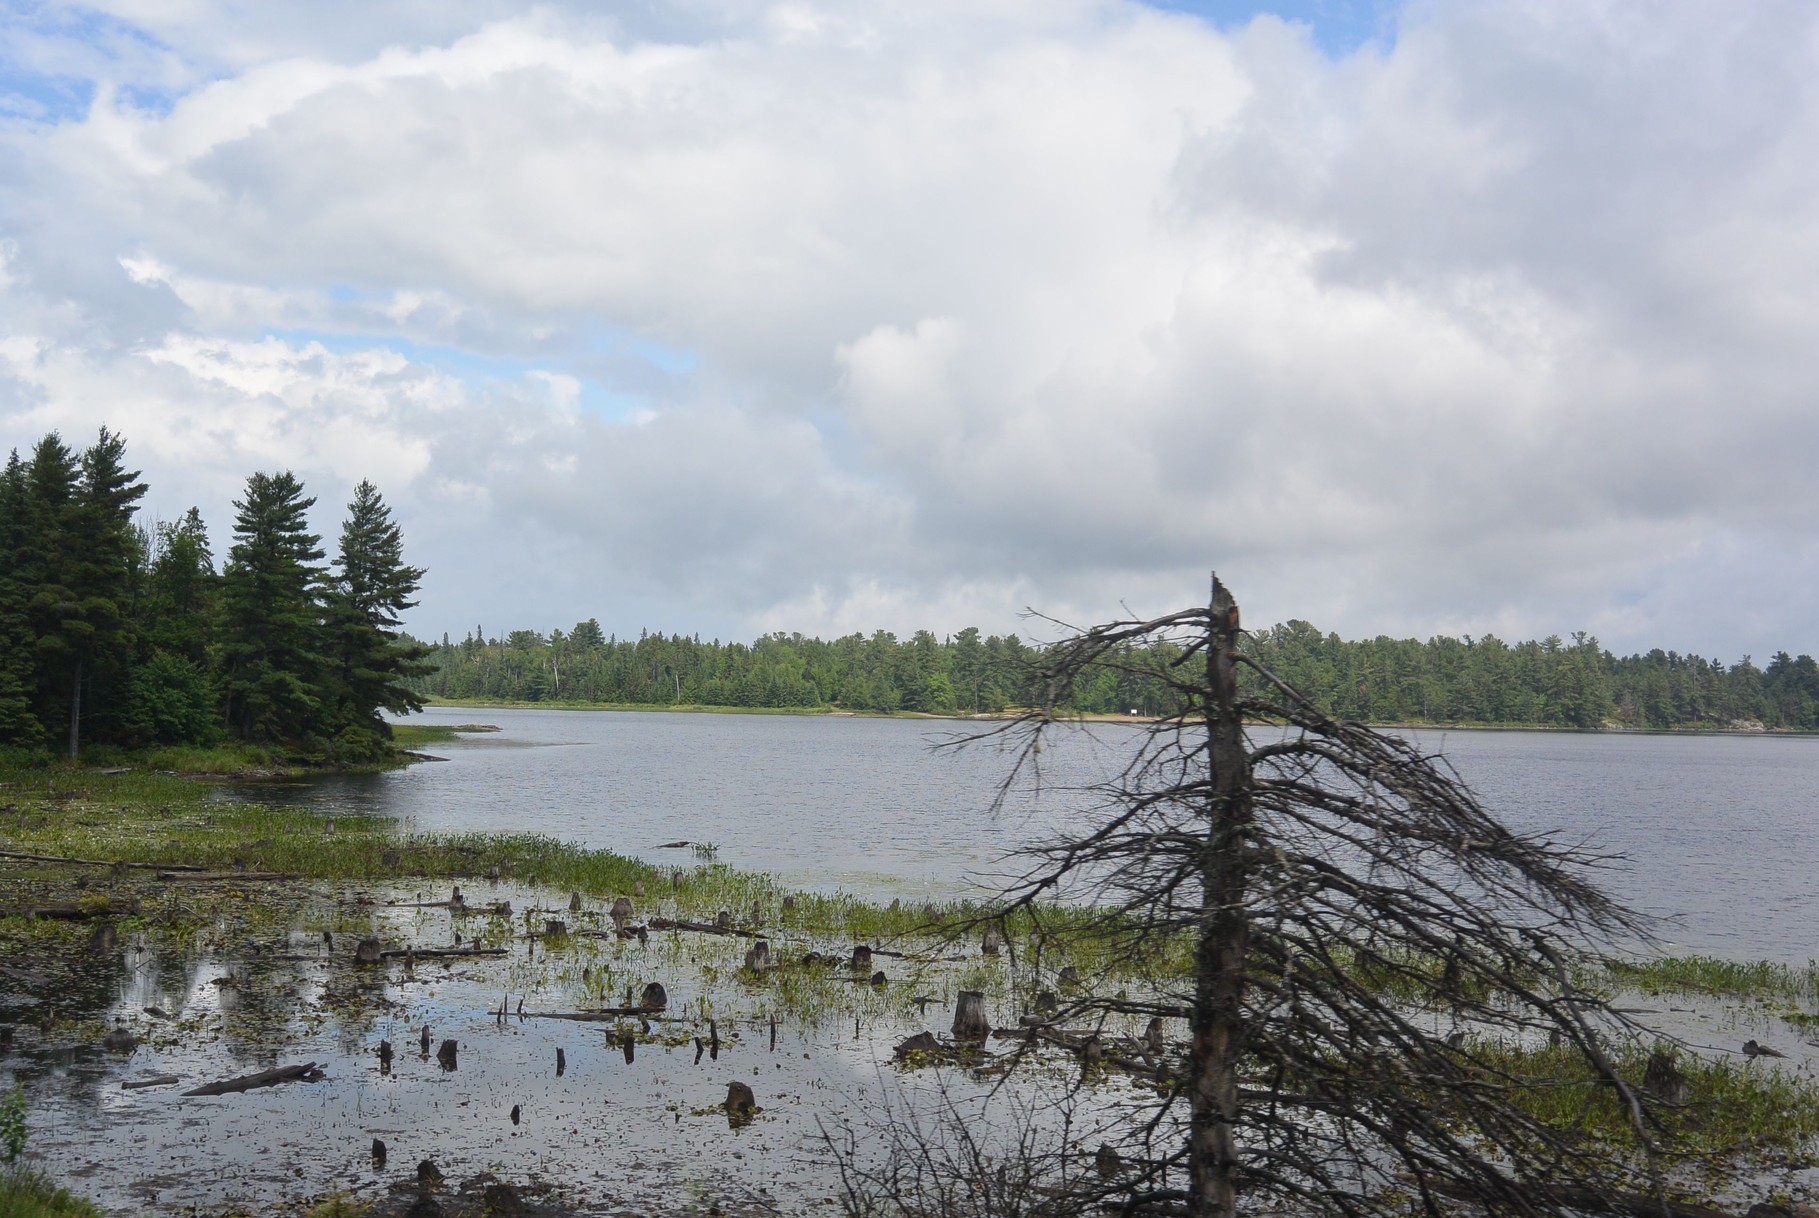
378;947;506;959
6;898;142;920
649;916;759;939
0;848;203;871
122;1074;181;1091
183;1062;323;1096
158;870;298;882
994;1025;1167;1078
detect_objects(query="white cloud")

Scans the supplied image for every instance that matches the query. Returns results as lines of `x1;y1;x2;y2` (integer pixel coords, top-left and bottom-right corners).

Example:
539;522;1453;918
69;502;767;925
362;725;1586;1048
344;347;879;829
3;0;1818;657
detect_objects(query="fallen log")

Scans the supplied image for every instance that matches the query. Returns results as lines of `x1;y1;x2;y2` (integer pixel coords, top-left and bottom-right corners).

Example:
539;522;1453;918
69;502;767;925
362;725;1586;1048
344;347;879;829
4;898;142;920
183;1062;324;1096
522;1007;672;1021
0;848;204;872
377;947;507;959
158;870;299;882
649;916;760;939
122;1074;182;1091
1423;1179;1739;1218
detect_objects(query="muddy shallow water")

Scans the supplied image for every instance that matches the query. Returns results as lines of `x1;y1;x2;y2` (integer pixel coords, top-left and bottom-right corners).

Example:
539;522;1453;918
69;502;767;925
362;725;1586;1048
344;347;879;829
7;880;1144;1215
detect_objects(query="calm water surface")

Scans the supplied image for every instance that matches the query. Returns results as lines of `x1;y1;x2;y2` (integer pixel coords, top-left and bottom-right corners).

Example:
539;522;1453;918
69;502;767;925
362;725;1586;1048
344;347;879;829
221;708;1819;962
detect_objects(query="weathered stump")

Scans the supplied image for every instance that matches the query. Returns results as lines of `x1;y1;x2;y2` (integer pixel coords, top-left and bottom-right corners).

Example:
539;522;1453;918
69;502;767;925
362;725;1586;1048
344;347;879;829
556;1047;566;1076
632;878;646;898
894;1031;939;1060
568;891;582;913
1645;1049;1688;1104
725;1080;756;1117
782;894;796;913
544;919;567;937
436;1038;458;1070
850;944;873;973
870;970;887;987
1057;965;1080;989
745;939;772;970
750;899;762;923
87;924;118;953
610;896;634;926
510;1103;521;1125
715;908;732;931
1144;1017;1165;1054
640;981;669;1011
1095;1143;1122;1179
378;1039;394;1070
420;1025;431;1056
981;925;1002;956
355;937;384;965
952;990;990;1041
1035;990;1058;1014
372;1137;386;1166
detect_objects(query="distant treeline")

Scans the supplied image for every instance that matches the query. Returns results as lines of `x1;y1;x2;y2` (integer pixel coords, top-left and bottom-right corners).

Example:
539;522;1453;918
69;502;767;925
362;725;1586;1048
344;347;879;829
1;429;429;763
410;619;1819;731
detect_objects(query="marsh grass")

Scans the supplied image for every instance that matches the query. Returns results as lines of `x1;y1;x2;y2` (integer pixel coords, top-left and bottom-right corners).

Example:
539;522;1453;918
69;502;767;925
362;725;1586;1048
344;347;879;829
0;1173;104;1218
1469;1038;1819;1171
1596;955;1819;1003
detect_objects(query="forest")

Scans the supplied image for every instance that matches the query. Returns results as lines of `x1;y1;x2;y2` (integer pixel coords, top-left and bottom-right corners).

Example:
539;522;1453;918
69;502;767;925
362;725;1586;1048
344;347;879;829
0;429;428;763
412;617;1819;731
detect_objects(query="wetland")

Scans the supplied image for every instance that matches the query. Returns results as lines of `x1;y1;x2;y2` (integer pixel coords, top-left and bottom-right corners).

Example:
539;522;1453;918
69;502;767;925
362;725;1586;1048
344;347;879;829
4;710;1819;1216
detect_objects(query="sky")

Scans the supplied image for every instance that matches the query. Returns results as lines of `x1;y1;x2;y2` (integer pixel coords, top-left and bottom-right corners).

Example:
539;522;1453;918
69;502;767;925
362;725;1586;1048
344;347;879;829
2;0;1816;660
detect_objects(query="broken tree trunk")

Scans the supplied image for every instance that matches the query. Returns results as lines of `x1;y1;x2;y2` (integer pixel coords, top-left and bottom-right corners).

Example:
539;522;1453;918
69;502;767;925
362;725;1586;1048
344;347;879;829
952;989;991;1041
183;1062;323;1096
0;849;204;871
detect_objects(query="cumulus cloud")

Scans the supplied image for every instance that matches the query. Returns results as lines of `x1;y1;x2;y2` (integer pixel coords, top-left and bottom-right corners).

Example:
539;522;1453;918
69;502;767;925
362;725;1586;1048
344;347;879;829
1;0;1816;656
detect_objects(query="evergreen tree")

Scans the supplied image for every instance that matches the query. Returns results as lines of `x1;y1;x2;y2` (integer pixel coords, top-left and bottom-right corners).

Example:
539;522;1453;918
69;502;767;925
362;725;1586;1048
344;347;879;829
64;428;149;752
220;471;327;744
128;508;220;746
0;452;38;745
323;480;431;757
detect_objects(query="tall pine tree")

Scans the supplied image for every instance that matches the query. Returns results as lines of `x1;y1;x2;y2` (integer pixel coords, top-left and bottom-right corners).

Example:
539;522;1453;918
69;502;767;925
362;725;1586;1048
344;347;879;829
324;480;431;757
0;452;38;745
220;472;327;745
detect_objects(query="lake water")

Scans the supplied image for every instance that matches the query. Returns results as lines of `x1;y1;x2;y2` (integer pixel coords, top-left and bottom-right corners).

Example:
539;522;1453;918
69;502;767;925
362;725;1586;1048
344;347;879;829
221;707;1819;963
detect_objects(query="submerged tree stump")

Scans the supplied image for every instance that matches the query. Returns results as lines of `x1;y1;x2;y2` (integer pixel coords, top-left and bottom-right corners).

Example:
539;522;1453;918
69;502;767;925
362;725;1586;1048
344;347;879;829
640;981;668;1011
782;894;796;913
952;989;991;1041
725;1080;756;1117
1144;1017;1165;1054
715;908;732;931
355;937;383;965
850;945;873;973
1645;1050;1688;1104
744;940;772;970
569;891;582;912
632;878;646;898
436;1039;459;1070
981;925;1003;956
610;896;634;926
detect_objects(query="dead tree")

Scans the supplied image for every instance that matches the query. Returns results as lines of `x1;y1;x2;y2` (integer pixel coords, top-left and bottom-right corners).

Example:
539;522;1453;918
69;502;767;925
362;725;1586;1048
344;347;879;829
950;574;1660;1218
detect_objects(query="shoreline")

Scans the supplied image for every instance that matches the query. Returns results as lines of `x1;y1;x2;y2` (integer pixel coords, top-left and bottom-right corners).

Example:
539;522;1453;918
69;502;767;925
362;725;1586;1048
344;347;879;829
415;696;1819;737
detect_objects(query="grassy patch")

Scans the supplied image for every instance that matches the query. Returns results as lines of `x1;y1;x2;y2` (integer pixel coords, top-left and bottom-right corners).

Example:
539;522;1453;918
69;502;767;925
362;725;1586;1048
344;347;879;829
1598;955;1819;1003
0;1173;104;1218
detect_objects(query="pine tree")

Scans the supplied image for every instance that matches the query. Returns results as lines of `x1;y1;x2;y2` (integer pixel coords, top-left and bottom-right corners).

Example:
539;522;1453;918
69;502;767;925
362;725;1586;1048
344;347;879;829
220;472;327;745
323;480;431;757
63;428;149;752
129;507;220;746
0;452;39;745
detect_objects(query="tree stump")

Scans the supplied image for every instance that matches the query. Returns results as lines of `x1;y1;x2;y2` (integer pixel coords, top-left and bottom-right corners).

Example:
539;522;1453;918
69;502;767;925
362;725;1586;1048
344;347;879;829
632;878;646;898
355;937;383;965
610;897;634;926
869;970;887;987
952;989;991;1041
622;1032;635;1064
1644;1049;1688;1104
640;981;669;1011
850;944;873;973
981;925;1002;956
750;899;762;923
715;908;732;931
544;919;567;937
372;1137;386;1167
436;1038;458;1070
1057;965;1080;989
378;1039;394;1070
87;924;118;953
894;1031;939;1060
568;891;582;912
745;939;772;970
1144;1017;1165;1054
782;894;796;913
1095;1143;1122;1179
725;1080;756;1117
556;1047;566;1076
420;1025;431;1056
1035;990;1058;1014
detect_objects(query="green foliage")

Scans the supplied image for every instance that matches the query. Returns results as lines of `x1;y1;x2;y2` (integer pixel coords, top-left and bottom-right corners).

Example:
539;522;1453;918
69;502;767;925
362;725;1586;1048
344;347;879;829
0;431;428;764
0;1172;104;1218
0;1085;24;1168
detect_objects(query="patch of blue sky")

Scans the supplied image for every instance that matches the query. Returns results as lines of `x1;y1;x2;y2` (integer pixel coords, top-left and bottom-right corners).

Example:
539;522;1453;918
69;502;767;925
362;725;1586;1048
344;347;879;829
264;327;677;425
0;4;189;123
1135;0;1402;56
